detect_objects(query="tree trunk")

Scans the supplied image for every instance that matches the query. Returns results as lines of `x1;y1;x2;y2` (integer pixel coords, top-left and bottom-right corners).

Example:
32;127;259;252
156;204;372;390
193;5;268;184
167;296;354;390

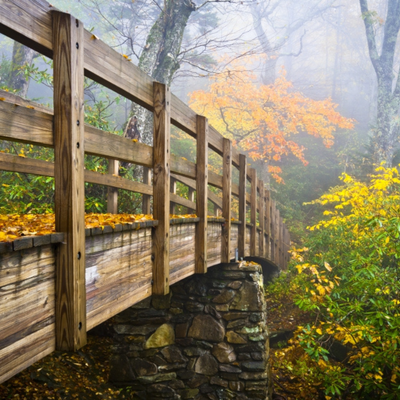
130;0;196;145
359;0;400;166
9;42;35;97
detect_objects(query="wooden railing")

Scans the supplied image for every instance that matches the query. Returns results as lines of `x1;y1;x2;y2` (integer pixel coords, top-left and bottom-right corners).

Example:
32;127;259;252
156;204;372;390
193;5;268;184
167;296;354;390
0;0;290;357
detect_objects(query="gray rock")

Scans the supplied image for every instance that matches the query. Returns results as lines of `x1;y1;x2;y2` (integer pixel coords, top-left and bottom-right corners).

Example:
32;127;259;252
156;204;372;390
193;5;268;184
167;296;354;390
188;374;209;388
212;343;236;363
188;315;225;342
137;372;177;384
131;358;158;376
227;281;242;290
230;281;263;312
210;376;228;387
186;301;205;313
225;331;247;344
241;361;266;372
219;364;242;373
228;381;244;391
194;354;219;375
161;346;188;363
212;289;236;304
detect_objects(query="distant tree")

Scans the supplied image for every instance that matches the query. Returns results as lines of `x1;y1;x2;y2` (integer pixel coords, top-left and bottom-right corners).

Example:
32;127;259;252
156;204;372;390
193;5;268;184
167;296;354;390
249;0;338;84
189;61;354;182
359;0;400;166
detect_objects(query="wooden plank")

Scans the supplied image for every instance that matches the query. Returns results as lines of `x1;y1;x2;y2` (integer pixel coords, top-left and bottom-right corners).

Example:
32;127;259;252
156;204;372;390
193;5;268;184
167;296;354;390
170;177;177;214
221;138;232;263
152;82;170;296
238;154;247;259
142;167;151;214
85;169;152;195
107;159;118;213
188;187;195;213
52;11;86;351
207;222;222;267
171;174;223;211
195;115;208;274
85;229;153;330
0;101;53;146
250;168;257;256
169;223;196;284
85;125;152;166
170;193;196;210
265;190;271;260
258;179;265;257
270;200;276;263
279;215;283;269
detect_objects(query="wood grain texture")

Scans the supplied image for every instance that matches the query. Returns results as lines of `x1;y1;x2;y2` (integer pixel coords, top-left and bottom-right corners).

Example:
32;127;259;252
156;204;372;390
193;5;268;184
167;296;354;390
107;159;119;213
230;224;239;261
171;174;223;211
250;168;257;256
195;115;208;274
207;222;222;267
85;229;153;330
258;179;265;257
238;154;247;259
169;224;196;284
52;11;86;351
152;82;170;295
142;167;152;214
221;138;232;263
265;190;271;259
170;177;177;214
245;226;251;257
0;245;56;384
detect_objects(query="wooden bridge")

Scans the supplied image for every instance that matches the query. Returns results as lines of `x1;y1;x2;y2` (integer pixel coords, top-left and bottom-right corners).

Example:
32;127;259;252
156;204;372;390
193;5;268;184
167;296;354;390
0;0;290;385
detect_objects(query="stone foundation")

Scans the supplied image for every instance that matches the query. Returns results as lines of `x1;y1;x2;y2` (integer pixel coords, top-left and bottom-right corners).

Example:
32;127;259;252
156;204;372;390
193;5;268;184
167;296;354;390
110;261;271;400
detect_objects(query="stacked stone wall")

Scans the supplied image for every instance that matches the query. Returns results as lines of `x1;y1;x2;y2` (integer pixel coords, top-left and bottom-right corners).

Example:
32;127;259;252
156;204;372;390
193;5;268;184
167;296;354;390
110;261;271;400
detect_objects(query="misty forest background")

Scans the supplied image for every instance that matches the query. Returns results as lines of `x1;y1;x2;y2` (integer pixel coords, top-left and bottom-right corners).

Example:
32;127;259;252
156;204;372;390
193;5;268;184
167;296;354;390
2;0;400;398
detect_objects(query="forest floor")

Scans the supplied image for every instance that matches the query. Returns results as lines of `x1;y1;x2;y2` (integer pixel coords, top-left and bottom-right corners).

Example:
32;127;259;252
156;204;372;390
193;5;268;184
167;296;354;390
266;289;322;400
0;322;136;400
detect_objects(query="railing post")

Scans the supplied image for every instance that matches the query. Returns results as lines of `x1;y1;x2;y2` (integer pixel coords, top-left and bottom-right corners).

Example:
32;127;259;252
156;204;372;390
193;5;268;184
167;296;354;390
195;115;208;273
152;82;171;295
222;138;232;263
265;190;271;259
258;179;265;257
188;187;195;213
275;208;280;267
279;216;284;269
107;159;119;213
52;11;86;351
170;177;177;214
238;154;247;260
250;168;257;256
142;167;151;214
270;200;276;262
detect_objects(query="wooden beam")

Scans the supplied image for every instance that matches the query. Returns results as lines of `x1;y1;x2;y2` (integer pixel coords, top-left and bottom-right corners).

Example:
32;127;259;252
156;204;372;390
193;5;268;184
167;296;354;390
142;167;151;214
275;208;280;267
250;168;257;256
221;138;232;263
152;82;171;296
238;154;247;259
270;200;276;262
52;11;86;351
195;115;208;274
188;187;195;213
107;159;118;213
170;177;177;214
265;190;271;260
258;180;265;257
278;214;283;269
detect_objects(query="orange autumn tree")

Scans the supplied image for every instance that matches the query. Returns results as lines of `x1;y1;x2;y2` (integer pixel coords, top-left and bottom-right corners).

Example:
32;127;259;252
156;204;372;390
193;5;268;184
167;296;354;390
189;62;354;181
